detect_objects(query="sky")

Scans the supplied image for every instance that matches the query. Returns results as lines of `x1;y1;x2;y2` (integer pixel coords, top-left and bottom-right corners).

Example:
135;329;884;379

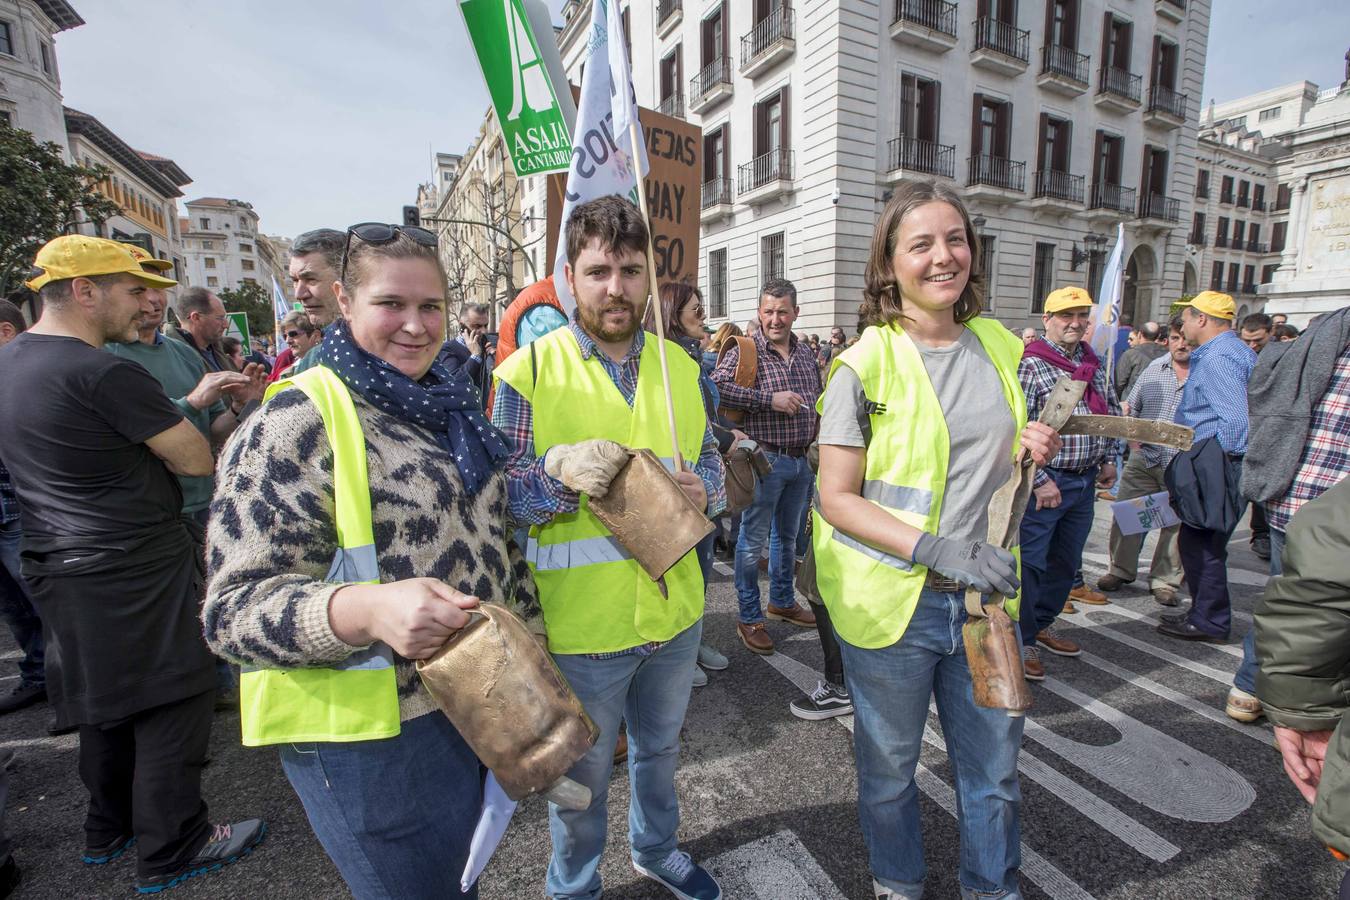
53;1;1350;241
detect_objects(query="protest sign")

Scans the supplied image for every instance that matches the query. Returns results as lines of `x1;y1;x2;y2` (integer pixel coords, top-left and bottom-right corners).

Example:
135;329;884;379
1110;490;1181;536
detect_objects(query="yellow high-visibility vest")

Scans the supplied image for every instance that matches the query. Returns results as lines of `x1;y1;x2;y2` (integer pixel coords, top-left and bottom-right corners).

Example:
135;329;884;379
238;365;401;746
494;327;708;654
812;317;1028;649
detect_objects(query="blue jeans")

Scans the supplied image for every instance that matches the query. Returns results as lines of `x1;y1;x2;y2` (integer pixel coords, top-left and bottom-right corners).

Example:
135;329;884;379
1234;526;1285;694
0;520;43;687
1018;467;1098;646
279;712;484;900
546;622;701;899
838;589;1023;899
735;451;813;622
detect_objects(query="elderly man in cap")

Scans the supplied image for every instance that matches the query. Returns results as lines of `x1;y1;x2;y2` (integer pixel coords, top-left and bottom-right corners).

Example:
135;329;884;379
1158;291;1257;643
1016;287;1123;680
0;236;265;893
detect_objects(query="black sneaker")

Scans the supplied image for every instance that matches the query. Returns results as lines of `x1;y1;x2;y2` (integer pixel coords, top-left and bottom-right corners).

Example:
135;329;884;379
790;680;853;720
1251;535;1271;561
83;834;135;865
0;682;45;715
134;819;266;894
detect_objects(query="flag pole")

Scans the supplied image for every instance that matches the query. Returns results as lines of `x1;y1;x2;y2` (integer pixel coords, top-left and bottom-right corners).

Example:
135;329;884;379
626;118;684;473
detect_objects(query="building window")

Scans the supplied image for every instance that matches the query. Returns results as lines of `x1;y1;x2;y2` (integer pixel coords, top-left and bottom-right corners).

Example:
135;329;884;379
1151;37;1178;91
1215;216;1229;247
202;240;214;250
39;42;51;75
1237;180;1250;207
980;235;997;306
703;123;730;191
0;22;12;57
1232;220;1245;246
1226;263;1240;293
1261;264;1278;284
241;259;255;271
204;257;216;269
700;3;728;74
761;232;785;283
659;44;683;114
239;243;252;253
1047;0;1080;51
239;217;248;230
753;87;789;160
1259;106;1281;122
899;72;941;144
708;248;728;319
1275;183;1292;210
0;110;10;128
1271;220;1288;252
1190;211;1205;244
206;276;219;287
1242;265;1256;293
200;217;211;229
1248;222;1261;248
243;277;257;285
1101;13;1133;74
1220;175;1234;204
1031;243;1056;313
1210;261;1224;292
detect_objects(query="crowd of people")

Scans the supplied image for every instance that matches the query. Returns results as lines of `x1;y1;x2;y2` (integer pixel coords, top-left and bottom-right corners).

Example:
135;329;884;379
0;178;1346;900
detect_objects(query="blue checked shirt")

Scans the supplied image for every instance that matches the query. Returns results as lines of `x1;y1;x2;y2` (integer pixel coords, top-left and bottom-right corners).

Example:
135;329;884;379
0;458;19;526
1177;330;1256;455
1018;339;1123;488
1125;354;1186;468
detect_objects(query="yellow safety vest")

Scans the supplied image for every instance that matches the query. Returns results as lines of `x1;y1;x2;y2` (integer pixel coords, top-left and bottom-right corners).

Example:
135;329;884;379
812;317;1029;649
494;327;708;654
238;365;401;746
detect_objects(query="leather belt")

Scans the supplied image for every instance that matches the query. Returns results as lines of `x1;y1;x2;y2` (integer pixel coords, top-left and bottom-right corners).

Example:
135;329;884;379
925;571;964;593
759;441;808;458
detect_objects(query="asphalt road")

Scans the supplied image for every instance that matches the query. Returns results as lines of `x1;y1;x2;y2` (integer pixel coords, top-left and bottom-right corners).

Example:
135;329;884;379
0;502;1341;899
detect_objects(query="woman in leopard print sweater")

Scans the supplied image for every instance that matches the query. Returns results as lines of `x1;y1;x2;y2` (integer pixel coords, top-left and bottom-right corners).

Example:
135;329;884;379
203;227;539;899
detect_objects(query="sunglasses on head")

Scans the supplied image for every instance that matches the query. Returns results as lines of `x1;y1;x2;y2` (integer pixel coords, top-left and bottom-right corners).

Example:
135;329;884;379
342;223;438;276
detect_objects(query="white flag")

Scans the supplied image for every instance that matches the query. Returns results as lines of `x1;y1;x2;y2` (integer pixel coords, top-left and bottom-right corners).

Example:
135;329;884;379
270;274;290;322
551;0;650;313
1090;223;1127;359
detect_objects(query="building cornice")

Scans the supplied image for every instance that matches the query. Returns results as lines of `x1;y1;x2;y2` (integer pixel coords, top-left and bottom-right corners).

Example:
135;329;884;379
63;107;184;197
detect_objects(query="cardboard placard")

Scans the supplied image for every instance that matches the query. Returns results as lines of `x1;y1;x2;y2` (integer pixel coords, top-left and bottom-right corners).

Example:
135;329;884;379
1110;491;1181;536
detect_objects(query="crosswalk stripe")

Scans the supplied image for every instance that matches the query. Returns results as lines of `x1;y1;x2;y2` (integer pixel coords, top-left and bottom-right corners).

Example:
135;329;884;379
1067;610;1237;683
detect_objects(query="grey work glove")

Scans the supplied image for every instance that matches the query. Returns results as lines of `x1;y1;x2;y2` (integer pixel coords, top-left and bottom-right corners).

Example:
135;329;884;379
911;533;1021;597
543;439;630;499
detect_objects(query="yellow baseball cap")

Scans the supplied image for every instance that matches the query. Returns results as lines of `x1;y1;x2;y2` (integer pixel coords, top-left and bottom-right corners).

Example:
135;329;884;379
25;235;177;291
1180;290;1235;320
1043;286;1094;314
122;243;176;275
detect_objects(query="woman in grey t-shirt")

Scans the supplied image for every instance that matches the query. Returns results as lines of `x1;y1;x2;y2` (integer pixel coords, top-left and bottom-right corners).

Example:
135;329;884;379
811;181;1059;899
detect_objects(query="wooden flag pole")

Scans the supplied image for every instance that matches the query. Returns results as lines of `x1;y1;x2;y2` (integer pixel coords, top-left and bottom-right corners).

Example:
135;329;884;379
626;118;684;473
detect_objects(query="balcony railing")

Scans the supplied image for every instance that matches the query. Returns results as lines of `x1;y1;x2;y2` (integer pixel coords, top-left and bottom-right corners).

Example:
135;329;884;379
1237;194;1250;208
1099;66;1142;102
1241;281;1257;294
973;16;1029;62
893;0;957;36
701;177;732;210
1215;234;1230;248
689;57;731;106
1220;190;1235;204
1226;278;1240;293
1160;0;1185;9
1196;184;1209;199
1034;169;1085;203
1042;44;1089;83
888;136;956;179
1253;198;1266;211
658;92;684;119
1090;181;1136;213
967;154;1026;192
738;148;794;193
657;0;682;28
1210;277;1224;291
1246;239;1269;253
741;7;794;69
1139;193;1181;222
1188;232;1207;246
1148;84;1187;118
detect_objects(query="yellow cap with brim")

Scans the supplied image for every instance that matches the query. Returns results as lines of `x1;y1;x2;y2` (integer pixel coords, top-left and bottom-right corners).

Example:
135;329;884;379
1180;290;1235;320
122;243;176;275
1044;286;1094;314
25;235;177;291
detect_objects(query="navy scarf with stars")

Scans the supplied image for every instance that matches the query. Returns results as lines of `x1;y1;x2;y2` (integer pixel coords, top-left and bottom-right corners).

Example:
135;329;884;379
315;318;510;496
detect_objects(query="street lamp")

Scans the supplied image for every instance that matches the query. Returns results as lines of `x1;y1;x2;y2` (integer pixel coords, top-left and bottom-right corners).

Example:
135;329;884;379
1070;232;1107;271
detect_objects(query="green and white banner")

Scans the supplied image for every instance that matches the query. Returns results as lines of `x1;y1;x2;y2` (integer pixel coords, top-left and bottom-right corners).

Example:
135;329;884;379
224;311;250;349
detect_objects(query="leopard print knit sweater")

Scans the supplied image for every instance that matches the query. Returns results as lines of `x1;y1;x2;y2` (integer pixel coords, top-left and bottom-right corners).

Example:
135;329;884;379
203;386;542;723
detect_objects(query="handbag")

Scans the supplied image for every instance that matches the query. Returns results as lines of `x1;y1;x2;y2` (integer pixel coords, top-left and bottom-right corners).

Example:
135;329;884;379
723;442;772;514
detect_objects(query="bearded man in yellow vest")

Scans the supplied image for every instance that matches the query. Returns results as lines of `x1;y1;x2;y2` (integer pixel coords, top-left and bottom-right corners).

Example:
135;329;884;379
492;196;726;900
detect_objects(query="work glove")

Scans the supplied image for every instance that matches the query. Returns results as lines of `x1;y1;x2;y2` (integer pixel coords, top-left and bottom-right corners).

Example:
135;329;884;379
911;533;1021;597
544;439;630;499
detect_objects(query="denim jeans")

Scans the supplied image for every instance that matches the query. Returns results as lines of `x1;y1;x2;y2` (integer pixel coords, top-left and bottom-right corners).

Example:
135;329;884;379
735;452;813;622
0;520;43;687
279;712;484;900
838;589;1023;899
1018;467;1098;646
1233;526;1284;694
546;622;701;899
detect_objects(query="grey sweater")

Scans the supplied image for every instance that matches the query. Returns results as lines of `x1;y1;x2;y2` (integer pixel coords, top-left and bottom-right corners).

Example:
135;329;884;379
203;386;541;722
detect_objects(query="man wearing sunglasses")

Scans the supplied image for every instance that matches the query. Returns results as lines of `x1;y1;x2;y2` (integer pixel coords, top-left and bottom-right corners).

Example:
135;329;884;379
168;287;234;373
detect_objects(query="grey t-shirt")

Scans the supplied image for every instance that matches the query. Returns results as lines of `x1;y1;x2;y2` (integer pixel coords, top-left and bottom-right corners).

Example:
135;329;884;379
818;328;1015;544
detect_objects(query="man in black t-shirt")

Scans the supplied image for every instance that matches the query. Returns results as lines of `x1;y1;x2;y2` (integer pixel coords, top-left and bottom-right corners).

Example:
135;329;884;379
0;236;265;893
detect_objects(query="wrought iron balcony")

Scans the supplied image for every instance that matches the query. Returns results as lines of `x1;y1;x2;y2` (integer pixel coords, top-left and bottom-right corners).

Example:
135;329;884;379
1237;193;1250;208
1253;198;1266;211
1246;239;1269;254
973;16;1029;65
738;148;794;200
887;136;956;179
658;92;684;119
1138;193;1181;223
657;0;682;29
1041;44;1089;85
700;177;733;223
1215;234;1229;248
967;154;1026;193
1090;181;1136;214
1196;184;1209;199
1098;66;1142;104
1034;169;1085;204
1188;231;1207;246
1146;84;1187;125
1156;0;1185;22
1220;190;1235;205
893;0;957;36
688;58;732;112
740;7;794;76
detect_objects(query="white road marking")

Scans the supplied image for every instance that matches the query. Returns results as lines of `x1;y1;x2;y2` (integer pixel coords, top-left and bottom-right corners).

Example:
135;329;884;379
1068;610;1237;683
703;830;847;900
760;649;1099;897
1030;677;1255;822
1066;601;1244;659
1080;549;1269;588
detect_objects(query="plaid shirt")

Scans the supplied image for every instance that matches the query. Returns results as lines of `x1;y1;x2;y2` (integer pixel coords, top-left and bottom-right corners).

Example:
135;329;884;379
711;332;821;449
0;458;19;526
1266;347;1350;533
1125;354;1187;469
1018;339;1123;488
1178;330;1256;455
